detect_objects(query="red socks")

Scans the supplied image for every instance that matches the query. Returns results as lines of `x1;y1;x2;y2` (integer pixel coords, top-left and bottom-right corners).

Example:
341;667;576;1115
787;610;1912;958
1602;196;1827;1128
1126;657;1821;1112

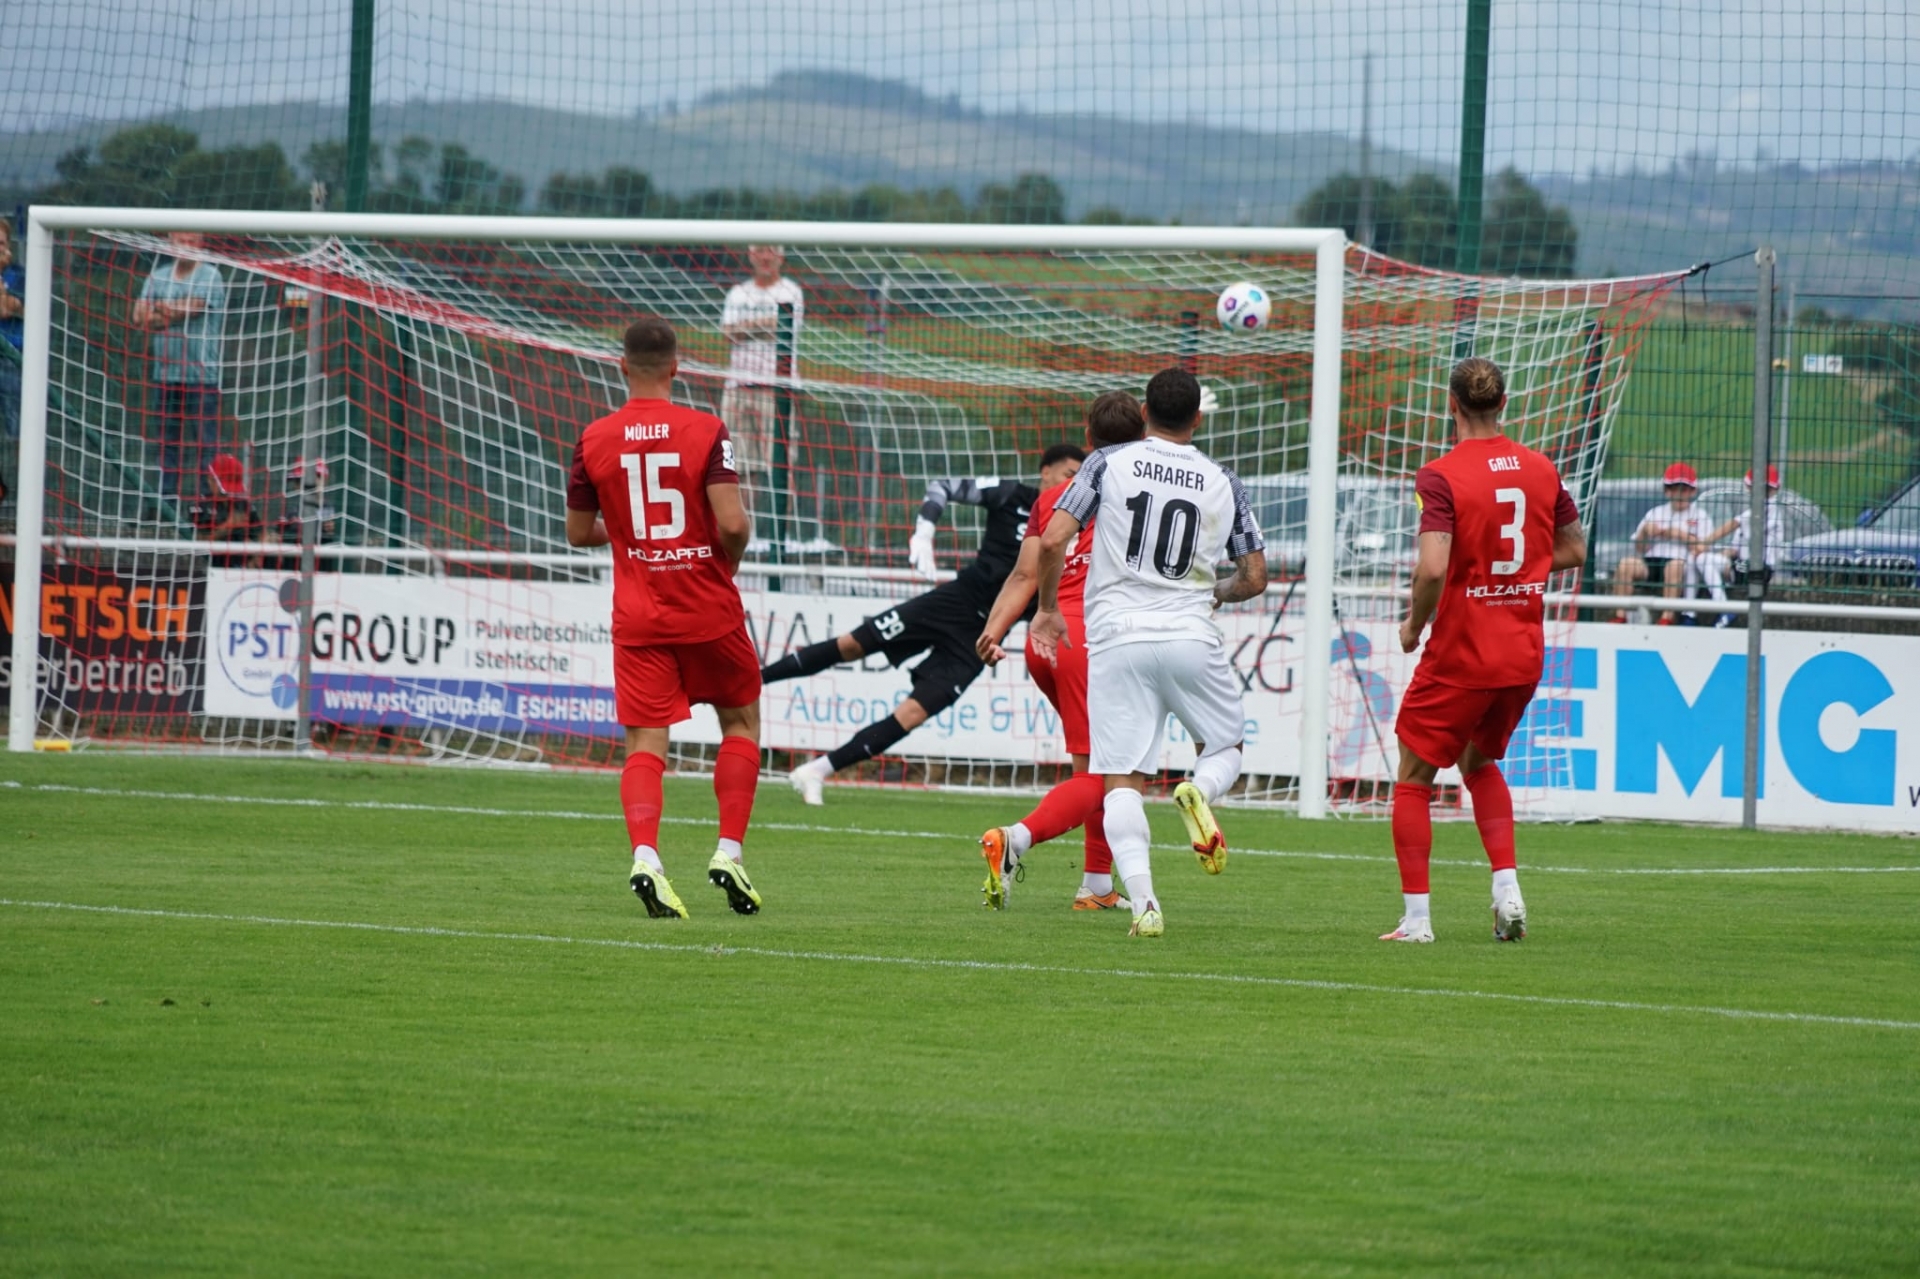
1083;804;1113;875
621;751;666;852
1391;782;1434;894
1463;762;1517;873
714;735;760;846
1021;771;1104;846
625;738;760;855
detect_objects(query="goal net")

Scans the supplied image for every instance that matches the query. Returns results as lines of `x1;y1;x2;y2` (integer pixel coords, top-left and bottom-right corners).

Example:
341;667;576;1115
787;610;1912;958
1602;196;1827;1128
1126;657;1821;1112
4;212;1684;818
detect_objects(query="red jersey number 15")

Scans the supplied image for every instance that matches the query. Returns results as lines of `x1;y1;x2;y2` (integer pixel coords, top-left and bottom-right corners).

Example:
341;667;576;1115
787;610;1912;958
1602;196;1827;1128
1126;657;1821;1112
620;451;685;540
1491;487;1525;576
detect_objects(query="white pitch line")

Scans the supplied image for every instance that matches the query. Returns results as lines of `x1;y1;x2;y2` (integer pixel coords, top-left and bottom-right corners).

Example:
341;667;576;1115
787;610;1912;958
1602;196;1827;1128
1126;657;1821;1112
7;780;1919;878
5;897;1917;1033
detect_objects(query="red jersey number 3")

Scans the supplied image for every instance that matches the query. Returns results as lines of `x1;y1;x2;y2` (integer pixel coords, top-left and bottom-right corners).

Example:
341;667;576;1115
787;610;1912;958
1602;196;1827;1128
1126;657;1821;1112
1413;438;1578;690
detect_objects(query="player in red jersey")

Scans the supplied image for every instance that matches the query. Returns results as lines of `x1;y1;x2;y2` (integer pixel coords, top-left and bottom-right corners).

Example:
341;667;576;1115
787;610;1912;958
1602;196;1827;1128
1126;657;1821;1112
1384;357;1588;944
973;390;1146;910
565;316;763;920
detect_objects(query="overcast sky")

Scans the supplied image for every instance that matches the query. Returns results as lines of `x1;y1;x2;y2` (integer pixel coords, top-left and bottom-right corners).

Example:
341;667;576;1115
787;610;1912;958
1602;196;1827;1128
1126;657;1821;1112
3;0;1914;172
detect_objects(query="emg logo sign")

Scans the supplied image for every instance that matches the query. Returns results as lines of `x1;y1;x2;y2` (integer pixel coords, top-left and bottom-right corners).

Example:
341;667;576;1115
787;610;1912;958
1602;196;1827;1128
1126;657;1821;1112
1613;649;1896;807
215;580;301;711
1528;642;1902;810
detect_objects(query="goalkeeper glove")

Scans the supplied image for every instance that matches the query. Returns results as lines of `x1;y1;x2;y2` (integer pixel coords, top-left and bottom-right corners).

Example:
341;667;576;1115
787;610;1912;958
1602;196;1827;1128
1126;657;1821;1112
1198;385;1219;414
907;517;938;578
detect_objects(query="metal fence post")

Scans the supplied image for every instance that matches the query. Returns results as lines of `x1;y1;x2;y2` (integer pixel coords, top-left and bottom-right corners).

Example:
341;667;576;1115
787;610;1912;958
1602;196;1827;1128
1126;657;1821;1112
295;182;326;752
1743;247;1776;830
1454;0;1491;273
771;301;794;589
344;0;375;212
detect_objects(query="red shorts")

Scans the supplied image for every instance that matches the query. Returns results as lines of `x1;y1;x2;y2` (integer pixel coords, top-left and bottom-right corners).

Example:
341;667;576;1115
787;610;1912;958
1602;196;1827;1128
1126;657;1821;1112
1025;609;1089;758
614;623;762;728
1394;667;1537;770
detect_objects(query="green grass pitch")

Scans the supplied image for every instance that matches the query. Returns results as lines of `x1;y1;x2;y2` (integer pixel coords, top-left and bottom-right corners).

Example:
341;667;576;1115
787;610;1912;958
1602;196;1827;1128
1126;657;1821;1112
3;754;1917;1275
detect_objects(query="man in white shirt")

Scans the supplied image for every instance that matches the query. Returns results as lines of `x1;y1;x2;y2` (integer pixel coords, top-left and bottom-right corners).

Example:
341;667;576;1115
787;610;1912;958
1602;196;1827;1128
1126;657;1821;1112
719;245;804;507
1029;368;1269;938
1610;462;1713;624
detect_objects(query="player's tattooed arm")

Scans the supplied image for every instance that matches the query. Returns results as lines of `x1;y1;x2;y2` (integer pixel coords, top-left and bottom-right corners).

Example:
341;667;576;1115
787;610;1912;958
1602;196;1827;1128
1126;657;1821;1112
977;535;1042;664
1550;519;1588;573
1212;549;1269;608
1218;472;1267;609
1400;531;1452;652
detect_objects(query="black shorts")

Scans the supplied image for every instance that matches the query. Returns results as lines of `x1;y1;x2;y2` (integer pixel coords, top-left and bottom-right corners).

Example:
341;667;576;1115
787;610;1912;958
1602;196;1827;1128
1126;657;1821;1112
851;579;990;715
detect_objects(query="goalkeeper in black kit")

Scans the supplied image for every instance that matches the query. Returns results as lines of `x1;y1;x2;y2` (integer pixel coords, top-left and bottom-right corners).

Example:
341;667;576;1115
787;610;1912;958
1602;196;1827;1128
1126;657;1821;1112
763;445;1086;805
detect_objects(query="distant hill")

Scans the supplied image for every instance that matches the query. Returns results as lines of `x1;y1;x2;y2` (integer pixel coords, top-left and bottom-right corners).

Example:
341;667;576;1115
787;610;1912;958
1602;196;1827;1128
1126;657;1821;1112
0;71;1431;228
2;69;1913;315
1539;163;1920;315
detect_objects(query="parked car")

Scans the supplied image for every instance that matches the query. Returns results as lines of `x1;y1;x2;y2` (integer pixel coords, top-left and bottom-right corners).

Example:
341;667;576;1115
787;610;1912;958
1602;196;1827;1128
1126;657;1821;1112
1236;473;1406;580
1337;477;1417;581
1782;474;1920;591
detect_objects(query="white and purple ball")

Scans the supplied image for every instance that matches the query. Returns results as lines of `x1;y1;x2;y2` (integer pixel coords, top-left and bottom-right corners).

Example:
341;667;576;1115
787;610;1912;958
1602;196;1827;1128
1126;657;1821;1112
1216;281;1271;333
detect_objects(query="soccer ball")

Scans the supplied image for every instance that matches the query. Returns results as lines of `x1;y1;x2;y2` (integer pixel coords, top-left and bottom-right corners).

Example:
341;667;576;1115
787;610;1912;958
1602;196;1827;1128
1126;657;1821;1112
1216;281;1271;332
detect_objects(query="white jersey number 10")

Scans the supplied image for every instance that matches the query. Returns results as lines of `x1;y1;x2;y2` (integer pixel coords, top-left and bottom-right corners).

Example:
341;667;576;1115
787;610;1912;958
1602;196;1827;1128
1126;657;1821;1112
1123;491;1201;580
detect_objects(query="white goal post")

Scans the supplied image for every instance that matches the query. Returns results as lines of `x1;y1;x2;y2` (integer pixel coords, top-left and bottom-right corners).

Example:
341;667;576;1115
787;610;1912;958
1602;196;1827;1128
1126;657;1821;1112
7;208;1350;814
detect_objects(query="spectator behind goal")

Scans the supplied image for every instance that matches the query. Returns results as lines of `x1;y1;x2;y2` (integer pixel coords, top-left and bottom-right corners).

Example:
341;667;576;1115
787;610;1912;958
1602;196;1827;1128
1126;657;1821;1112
719;245;803;508
130;231;228;500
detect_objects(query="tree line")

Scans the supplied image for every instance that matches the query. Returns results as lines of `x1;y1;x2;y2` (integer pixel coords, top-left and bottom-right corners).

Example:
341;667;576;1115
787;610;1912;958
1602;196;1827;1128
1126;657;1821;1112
35;125;1097;225
33;123;1577;274
1294;168;1578;277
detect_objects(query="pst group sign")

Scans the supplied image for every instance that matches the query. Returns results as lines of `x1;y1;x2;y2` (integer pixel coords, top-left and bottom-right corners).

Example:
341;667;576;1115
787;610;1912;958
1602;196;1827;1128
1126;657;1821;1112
203;570;619;734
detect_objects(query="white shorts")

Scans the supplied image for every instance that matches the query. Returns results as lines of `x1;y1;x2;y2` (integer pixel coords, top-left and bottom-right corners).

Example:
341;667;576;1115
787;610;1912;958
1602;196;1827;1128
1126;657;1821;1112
1087;638;1246;777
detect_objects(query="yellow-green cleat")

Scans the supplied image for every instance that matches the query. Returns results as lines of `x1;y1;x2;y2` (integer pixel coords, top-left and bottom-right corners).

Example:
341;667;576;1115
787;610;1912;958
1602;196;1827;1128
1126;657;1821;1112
979;827;1018;910
707;849;762;916
1172;781;1227;874
630;862;689;919
1129;906;1165;938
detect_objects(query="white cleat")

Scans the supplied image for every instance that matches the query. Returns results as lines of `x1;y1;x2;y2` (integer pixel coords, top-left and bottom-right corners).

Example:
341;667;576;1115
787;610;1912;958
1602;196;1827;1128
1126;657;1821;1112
1493;892;1528;942
788;763;825;807
1379;915;1435;943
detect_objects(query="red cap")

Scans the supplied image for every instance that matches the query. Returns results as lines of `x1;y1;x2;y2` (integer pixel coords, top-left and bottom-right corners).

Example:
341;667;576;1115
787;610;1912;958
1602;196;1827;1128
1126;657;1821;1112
1744;465;1781;489
207;453;245;496
1662;462;1698;488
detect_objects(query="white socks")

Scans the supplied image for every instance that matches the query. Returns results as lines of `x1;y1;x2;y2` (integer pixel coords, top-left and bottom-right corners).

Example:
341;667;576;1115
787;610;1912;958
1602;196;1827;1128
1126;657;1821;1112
633;844;664;873
1007;822;1033;858
1103;788;1156;915
1081;872;1114;897
718;837;743;863
1492;868;1520;900
1697;551;1728;603
796;756;832;780
1403;891;1431;921
1191;745;1242;805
